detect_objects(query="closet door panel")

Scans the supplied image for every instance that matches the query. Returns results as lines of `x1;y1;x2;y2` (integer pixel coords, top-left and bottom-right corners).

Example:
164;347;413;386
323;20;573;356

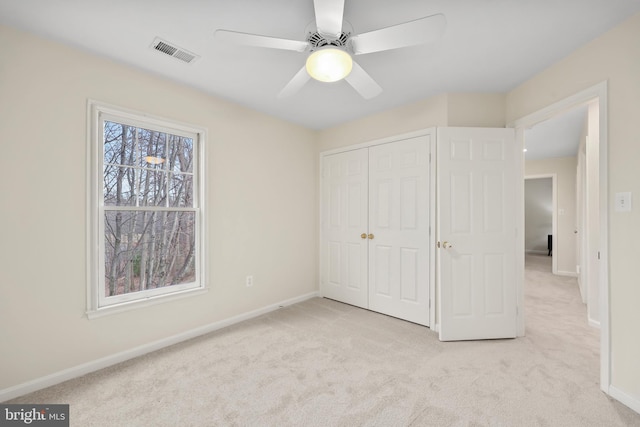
320;149;369;308
368;136;431;325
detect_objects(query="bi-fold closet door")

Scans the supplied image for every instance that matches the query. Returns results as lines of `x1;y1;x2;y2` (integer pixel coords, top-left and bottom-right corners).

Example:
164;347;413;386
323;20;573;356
320;135;431;326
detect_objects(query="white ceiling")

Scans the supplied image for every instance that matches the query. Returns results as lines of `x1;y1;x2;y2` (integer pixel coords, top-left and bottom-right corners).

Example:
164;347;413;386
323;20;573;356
525;104;588;161
1;0;638;131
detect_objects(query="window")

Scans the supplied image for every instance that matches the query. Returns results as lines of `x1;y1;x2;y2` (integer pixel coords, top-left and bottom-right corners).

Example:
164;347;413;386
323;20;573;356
88;101;206;316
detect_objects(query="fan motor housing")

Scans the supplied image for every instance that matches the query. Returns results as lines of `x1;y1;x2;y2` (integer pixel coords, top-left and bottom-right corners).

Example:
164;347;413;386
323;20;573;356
305;21;353;52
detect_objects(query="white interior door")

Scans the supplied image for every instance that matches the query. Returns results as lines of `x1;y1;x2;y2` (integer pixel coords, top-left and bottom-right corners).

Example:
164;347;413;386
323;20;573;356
368;136;431;325
320;148;369;308
437;127;517;341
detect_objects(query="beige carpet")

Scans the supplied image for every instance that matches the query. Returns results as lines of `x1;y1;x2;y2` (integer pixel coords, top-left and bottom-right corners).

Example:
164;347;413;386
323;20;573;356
8;254;640;426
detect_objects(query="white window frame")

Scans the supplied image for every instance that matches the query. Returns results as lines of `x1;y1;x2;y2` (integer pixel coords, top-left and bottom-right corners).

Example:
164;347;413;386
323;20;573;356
86;100;207;318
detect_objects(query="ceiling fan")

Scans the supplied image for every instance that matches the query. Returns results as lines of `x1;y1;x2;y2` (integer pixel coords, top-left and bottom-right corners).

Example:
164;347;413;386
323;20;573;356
215;0;446;99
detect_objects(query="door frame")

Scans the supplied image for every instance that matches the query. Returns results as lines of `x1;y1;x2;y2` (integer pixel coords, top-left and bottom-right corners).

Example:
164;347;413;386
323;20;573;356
509;81;610;393
524;174;558;274
319;128;437;329
576;143;588;303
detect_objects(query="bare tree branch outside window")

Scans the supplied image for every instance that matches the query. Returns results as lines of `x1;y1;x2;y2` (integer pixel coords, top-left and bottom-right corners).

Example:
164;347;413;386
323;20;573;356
103;121;196;297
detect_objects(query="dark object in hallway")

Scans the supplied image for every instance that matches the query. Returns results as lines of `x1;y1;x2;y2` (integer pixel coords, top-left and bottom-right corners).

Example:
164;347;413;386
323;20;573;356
548;234;552;256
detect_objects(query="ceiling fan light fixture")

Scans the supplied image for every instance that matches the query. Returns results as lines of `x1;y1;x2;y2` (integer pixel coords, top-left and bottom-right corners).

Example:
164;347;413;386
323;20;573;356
305;47;353;83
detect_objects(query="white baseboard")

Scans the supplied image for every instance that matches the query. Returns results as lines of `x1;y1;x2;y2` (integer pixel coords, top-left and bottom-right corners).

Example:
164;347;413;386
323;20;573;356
525;250;548;255
609;385;640;415
0;291;319;403
556;270;578;277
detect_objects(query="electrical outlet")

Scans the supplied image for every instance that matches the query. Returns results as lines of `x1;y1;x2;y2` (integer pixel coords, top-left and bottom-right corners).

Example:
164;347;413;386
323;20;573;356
246;275;253;287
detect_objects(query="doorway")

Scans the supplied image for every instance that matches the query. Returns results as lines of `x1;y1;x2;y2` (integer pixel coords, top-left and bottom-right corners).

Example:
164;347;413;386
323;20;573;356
512;81;610;393
524;176;555;272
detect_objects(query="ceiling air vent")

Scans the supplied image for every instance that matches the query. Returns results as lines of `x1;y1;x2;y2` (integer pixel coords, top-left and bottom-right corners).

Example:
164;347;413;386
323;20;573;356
151;37;199;64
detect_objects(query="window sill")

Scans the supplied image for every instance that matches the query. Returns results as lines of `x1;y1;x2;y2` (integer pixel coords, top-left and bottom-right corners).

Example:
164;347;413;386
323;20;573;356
86;287;208;319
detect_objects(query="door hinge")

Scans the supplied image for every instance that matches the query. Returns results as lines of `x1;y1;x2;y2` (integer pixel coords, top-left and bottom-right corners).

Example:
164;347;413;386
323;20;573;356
598;251;600;260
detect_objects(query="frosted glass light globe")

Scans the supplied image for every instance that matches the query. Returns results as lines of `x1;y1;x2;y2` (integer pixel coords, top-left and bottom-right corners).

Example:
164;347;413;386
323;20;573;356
305;47;353;83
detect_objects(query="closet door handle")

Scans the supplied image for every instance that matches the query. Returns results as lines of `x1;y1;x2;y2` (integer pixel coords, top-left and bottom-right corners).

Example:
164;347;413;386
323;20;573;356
368;234;375;240
361;233;367;239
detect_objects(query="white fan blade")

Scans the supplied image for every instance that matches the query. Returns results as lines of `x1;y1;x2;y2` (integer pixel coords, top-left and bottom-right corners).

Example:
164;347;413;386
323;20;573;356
350;14;446;55
215;30;309;52
313;0;345;38
344;61;382;99
277;66;311;98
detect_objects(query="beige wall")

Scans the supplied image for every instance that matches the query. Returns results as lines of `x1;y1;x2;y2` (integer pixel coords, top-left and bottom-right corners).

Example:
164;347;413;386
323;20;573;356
317;92;506;152
507;12;640;400
525;158;577;274
446;93;506;128
0;25;318;391
317;94;448;152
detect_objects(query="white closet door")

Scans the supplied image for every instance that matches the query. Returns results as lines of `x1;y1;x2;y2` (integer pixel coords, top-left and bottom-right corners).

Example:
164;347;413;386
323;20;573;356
320;148;369;308
437;127;517;341
368;136;431;325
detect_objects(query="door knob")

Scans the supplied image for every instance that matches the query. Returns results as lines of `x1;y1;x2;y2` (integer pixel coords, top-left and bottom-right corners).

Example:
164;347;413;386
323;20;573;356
368;234;375;240
360;233;367;239
443;241;453;249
